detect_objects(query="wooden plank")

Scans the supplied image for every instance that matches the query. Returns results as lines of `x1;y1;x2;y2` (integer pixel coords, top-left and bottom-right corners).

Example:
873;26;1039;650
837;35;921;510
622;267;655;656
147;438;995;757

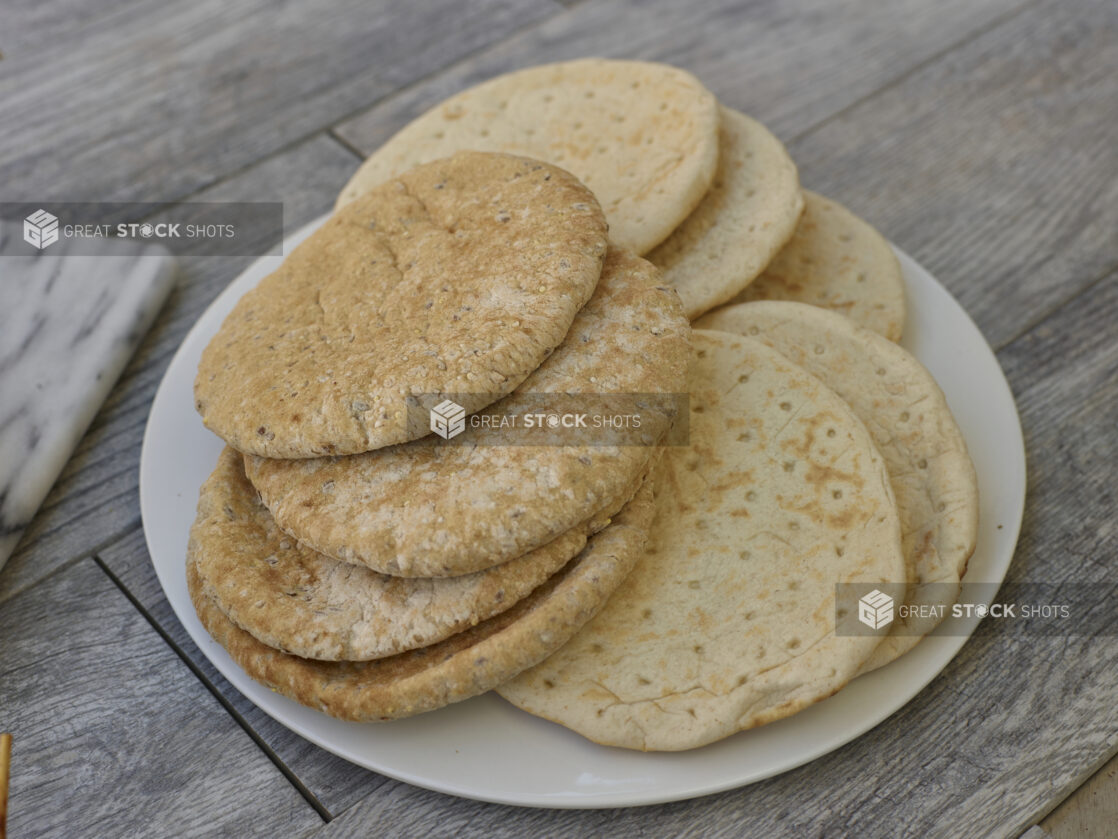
0;133;359;606
301;270;1118;837
1;0;150;58
0;0;559;203
786;0;1118;349
96;527;386;818
333;0;1029;161
939;269;1118;834
0;558;324;838
1042;750;1118;837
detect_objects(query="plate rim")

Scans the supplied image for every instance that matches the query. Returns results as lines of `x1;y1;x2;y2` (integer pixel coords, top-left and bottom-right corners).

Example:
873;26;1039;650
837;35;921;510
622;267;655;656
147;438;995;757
140;215;1027;809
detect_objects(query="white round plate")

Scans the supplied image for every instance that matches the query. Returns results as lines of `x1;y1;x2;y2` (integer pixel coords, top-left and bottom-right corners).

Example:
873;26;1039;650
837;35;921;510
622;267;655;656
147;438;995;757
141;215;1026;809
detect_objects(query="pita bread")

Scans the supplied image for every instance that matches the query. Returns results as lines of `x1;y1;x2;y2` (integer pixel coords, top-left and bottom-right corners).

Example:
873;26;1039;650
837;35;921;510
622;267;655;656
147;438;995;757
727;191;905;340
335;59;720;255
647;107;803;318
187;479;654;721
498;331;905;750
246;247;690;577
190;447;595;661
196;151;607;458
695;301;978;669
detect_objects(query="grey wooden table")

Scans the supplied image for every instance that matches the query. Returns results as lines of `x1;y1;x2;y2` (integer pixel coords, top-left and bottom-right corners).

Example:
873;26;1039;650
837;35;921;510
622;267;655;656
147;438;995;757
2;1;1116;837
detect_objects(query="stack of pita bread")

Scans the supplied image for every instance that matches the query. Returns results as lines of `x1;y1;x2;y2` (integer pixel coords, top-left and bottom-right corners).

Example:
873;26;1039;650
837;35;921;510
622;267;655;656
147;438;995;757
187;59;978;750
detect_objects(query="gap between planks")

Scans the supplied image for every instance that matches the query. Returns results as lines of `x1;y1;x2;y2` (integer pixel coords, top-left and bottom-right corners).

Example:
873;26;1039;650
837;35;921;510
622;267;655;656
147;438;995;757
1034;741;1118;836
89;553;335;825
782;0;1043;150
989;266;1118;356
101;2;573;219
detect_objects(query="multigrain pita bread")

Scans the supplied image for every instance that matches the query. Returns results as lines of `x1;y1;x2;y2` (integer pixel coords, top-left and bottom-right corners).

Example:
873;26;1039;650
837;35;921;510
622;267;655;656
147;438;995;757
246;247;690;577
187;479;654;721
727;191;905;341
498;331;905;750
647;107;803;319
190;447;602;661
335;58;720;255
695;302;978;670
196;152;608;458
